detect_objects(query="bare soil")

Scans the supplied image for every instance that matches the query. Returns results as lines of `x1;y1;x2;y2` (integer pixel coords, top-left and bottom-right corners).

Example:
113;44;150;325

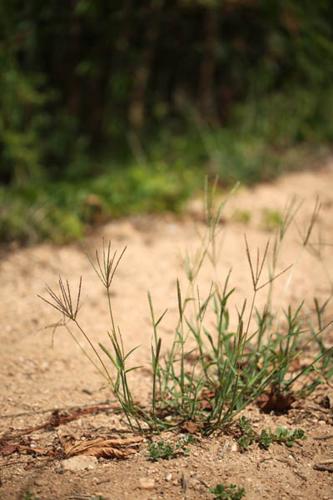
1;163;333;500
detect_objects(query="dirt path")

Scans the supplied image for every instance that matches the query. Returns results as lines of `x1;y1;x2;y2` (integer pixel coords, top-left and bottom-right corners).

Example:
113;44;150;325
1;163;333;500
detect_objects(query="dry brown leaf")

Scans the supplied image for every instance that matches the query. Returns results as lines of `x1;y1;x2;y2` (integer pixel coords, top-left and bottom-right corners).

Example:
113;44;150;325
198;388;215;411
181;421;201;434
257;388;295;413
64;436;143;460
0;442;56;458
320;391;333;409
199;399;213;411
0;443;19;456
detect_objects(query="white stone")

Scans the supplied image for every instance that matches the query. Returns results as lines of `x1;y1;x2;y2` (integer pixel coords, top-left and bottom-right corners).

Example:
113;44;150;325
139;478;155;490
62;455;98;472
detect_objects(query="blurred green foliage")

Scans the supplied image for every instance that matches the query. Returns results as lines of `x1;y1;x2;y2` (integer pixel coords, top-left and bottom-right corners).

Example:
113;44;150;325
0;164;196;244
1;0;333;243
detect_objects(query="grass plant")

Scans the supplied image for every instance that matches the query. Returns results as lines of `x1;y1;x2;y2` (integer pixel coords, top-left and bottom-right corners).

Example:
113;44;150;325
39;189;333;434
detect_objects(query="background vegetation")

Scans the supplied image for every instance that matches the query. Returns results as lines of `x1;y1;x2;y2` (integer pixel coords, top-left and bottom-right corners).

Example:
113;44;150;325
1;0;333;243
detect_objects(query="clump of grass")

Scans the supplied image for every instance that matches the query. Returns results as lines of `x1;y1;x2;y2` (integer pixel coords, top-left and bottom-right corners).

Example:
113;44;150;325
236;417;305;452
209;483;245;500
39;190;333;434
39;242;145;431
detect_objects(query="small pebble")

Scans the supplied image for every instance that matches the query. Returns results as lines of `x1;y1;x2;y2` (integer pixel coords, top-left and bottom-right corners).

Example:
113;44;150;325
231;442;238;452
139;478;155;490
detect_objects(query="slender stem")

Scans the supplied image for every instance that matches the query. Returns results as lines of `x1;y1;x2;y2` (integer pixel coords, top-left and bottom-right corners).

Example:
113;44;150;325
74;319;113;385
245;290;257;337
107;288;116;334
64;324;107;381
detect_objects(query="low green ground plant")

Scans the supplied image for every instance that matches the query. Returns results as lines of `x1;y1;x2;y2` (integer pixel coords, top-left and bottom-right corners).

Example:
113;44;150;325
148;436;194;461
236;416;305;452
231;209;252;225
209;483;245;500
39;190;333;434
261;209;284;232
259;426;305;450
22;493;39;500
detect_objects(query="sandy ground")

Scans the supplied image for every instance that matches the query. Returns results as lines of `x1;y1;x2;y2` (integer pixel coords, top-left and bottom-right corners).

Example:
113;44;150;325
1;163;333;500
